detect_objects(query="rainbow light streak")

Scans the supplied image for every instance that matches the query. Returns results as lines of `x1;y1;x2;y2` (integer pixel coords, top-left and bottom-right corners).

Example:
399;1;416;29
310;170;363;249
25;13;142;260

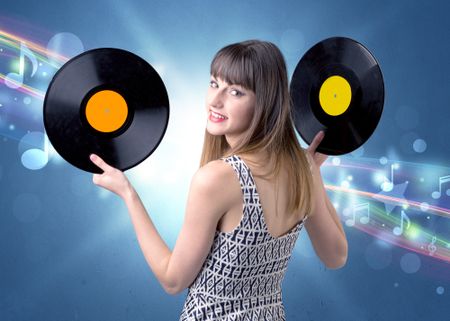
326;184;450;219
0;28;70;99
0;28;68;66
325;180;450;263
0;72;45;99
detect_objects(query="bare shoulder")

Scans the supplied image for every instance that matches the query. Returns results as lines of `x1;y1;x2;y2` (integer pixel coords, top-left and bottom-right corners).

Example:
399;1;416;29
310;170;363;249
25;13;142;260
191;159;236;191
187;159;240;216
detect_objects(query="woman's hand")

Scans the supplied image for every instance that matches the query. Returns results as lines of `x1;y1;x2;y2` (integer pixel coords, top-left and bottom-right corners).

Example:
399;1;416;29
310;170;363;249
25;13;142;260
90;154;132;199
306;130;329;173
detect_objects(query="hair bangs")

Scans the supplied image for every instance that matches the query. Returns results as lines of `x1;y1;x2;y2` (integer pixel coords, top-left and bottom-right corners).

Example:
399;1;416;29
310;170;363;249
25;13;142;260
210;46;255;92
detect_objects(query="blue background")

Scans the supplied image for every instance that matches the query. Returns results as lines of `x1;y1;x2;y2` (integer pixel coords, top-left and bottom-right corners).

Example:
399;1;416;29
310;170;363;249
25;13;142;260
1;0;449;320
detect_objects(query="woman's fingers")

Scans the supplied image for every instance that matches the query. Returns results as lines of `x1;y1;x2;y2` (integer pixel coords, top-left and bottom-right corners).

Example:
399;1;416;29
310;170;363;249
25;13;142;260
90;155;129;198
90;154;113;172
308;130;325;154
92;173;102;185
306;131;329;168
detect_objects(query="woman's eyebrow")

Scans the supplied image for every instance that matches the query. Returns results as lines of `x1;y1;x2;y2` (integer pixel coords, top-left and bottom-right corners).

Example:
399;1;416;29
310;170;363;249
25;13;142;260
210;77;245;90
210;76;225;85
229;83;246;90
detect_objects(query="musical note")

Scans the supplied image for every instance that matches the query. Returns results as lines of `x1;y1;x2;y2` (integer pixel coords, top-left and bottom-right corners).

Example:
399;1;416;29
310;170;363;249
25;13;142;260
428;236;437;256
431;175;450;199
345;203;370;226
393;210;410;236
381;163;399;192
4;42;38;89
20;131;49;170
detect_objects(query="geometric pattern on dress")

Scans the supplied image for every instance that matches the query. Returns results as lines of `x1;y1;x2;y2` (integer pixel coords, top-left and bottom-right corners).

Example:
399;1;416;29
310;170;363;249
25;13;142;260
179;155;309;321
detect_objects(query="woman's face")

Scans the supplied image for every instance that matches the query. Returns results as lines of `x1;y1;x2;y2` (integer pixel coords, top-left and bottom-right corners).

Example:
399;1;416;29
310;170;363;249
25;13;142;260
205;75;256;147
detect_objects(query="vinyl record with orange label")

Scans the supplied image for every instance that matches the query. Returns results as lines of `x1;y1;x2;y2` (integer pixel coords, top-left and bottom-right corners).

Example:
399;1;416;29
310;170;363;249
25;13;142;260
43;48;169;173
290;37;384;155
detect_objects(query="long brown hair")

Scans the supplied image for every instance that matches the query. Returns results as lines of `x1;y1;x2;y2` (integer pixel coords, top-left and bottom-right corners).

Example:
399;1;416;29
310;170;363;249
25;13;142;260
200;40;314;218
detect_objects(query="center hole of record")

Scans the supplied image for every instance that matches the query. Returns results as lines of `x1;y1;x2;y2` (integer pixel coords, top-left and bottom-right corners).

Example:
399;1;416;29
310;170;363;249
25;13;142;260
319;75;351;116
85;90;128;133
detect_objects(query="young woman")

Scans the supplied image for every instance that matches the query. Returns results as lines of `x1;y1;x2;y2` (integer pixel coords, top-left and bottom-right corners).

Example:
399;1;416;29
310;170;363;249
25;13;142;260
90;39;348;320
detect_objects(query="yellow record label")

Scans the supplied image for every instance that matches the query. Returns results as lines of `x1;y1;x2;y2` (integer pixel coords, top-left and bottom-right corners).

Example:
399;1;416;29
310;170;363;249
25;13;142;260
319;75;352;116
85;90;128;132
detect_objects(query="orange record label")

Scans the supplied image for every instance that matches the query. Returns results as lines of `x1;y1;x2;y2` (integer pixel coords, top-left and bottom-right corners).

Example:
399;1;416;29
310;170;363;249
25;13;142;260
85;90;128;132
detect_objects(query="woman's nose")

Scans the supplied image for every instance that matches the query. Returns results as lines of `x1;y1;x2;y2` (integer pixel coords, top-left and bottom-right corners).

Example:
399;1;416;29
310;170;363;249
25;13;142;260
208;89;224;108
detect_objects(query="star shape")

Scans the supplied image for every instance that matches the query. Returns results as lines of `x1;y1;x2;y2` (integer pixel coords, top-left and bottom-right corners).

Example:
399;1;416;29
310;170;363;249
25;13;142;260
372;181;409;214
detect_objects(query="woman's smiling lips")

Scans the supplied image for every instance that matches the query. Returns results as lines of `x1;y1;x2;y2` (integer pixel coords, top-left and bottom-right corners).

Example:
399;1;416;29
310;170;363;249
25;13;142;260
209;110;228;123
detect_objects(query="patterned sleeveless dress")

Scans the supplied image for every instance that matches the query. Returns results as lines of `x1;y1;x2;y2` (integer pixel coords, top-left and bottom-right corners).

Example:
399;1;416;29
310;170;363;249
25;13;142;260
179;155;309;321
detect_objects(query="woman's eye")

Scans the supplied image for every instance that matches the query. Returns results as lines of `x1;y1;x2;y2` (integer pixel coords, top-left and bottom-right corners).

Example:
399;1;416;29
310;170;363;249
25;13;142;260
230;89;243;96
209;81;218;88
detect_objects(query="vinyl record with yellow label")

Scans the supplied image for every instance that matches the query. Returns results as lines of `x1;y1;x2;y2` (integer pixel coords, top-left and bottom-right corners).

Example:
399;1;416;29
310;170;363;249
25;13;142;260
290;37;384;155
43;48;169;173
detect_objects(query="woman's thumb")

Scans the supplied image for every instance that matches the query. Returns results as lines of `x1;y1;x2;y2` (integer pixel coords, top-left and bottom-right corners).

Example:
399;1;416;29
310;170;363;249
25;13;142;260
92;173;101;185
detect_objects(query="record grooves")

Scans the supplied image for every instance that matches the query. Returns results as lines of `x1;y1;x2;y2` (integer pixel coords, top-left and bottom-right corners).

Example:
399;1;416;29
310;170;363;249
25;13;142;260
290;37;384;155
43;48;169;173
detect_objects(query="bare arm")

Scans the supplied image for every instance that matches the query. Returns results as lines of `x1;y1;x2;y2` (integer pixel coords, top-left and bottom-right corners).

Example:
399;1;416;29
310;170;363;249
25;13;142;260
122;187;172;292
303;131;348;269
90;154;236;295
304;169;348;269
122;161;237;294
323;183;346;238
